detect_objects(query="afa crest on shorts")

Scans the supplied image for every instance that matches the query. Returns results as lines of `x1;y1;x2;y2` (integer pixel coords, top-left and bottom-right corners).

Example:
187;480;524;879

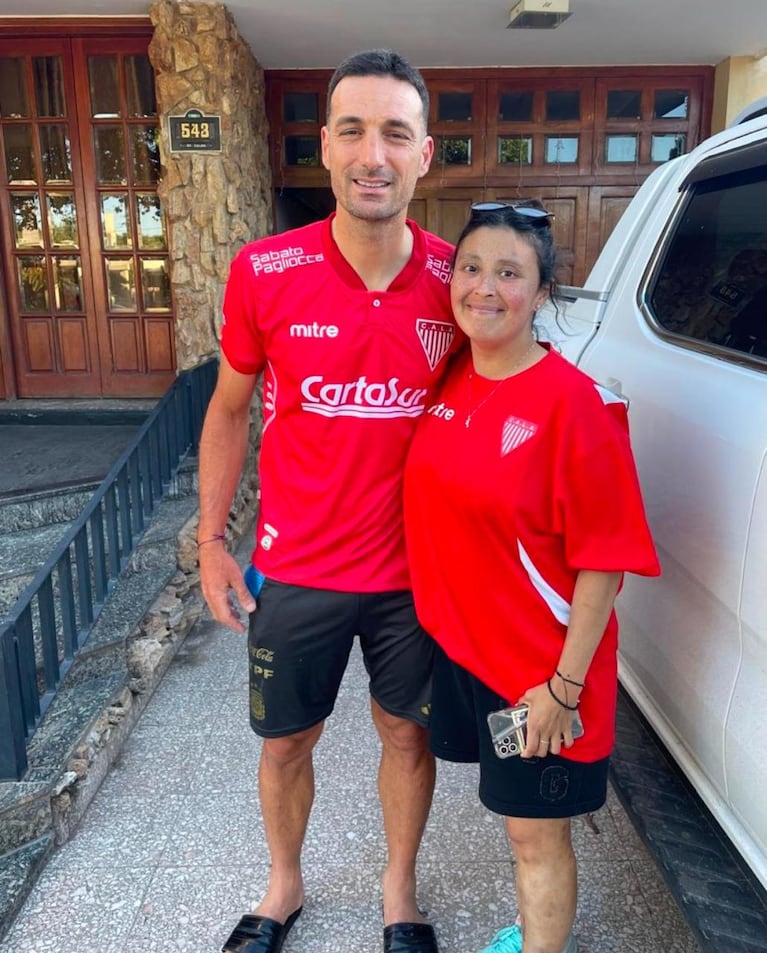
416;319;455;371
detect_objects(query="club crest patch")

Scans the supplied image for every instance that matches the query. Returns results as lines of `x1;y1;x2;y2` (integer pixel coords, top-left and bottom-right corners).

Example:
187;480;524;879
501;415;539;456
416;319;455;370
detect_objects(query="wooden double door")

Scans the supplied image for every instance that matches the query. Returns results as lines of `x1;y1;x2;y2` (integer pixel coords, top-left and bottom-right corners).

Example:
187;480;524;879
0;35;174;398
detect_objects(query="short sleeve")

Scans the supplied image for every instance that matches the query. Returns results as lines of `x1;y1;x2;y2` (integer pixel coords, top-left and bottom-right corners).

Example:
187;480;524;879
220;248;266;375
556;386;661;577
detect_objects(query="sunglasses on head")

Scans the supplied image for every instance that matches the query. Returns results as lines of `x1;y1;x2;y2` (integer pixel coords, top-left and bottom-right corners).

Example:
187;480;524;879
470;202;555;225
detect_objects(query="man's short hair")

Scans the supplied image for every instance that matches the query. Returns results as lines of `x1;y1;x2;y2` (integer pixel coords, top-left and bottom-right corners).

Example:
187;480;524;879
326;49;430;128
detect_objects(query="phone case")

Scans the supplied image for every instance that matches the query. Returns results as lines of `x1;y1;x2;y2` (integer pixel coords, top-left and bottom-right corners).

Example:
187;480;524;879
487;704;584;758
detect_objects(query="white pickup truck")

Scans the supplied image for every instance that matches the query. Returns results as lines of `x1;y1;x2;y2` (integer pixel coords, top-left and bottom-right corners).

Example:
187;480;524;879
539;106;767;892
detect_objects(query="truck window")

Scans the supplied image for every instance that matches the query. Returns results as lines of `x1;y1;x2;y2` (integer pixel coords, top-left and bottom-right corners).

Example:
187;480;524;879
646;162;767;361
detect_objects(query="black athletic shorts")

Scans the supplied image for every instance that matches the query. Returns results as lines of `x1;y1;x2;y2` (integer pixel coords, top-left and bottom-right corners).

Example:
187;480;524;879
429;645;609;819
247;578;434;737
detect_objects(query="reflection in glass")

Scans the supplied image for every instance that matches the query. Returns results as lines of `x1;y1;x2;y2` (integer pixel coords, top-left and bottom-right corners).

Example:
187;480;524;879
4;124;36;183
136;193;166;249
12;193;43;247
140;258;171;311
130;125;160;183
0;57;29;117
438;136;471;165
546;91;580;121
283;93;318;123
126;55;156;117
105;257;136;311
655;91;688;119
93;126;126;183
53;257;83;311
285;136;320;166
605;134;638;163
652;134;686;162
607;90;641;119
101;194;132;249
47;193;78;247
499;91;533;122
545;136;578;163
89;56;120;118
438;92;472;122
40;124;72;182
33;56;65;117
18;255;49;311
498;136;532;164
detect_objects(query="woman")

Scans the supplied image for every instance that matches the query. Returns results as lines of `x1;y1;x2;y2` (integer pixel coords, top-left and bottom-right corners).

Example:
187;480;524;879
403;202;660;953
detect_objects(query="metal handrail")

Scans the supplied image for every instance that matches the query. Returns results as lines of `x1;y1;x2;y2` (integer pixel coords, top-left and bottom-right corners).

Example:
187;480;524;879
0;359;218;780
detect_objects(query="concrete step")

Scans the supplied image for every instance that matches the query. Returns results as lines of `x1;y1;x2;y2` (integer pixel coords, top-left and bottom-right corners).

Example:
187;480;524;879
0;521;73;618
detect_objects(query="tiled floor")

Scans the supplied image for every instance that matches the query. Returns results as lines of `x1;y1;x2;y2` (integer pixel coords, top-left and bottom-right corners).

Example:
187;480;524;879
0;606;703;953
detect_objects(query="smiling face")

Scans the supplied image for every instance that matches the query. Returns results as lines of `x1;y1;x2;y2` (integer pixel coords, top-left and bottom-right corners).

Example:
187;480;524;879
321;74;434;224
450;225;550;354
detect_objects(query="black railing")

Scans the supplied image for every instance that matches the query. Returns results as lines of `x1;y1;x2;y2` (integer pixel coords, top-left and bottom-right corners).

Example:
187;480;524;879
0;359;218;781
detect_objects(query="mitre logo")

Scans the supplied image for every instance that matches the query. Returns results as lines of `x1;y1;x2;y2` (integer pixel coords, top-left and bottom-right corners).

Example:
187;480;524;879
416;319;455;371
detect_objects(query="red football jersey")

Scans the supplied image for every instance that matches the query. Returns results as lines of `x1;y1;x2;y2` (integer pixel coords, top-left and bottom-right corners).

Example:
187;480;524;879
221;215;457;591
404;347;660;761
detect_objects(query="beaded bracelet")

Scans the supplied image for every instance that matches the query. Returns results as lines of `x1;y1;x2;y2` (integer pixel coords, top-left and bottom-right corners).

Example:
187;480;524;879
197;533;226;547
547;677;579;711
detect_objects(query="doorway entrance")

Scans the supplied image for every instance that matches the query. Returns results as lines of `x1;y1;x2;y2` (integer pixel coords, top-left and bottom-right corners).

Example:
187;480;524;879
0;35;174;398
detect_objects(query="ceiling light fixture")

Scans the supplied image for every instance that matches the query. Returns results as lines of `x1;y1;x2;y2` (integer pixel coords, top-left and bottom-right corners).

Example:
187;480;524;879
507;0;572;29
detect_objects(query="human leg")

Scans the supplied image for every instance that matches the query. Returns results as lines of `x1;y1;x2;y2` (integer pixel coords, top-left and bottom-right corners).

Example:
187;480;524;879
359;592;438;929
371;699;436;925
504;815;576;953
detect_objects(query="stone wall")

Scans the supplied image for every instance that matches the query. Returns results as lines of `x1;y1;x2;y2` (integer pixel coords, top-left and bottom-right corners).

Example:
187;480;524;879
148;0;273;370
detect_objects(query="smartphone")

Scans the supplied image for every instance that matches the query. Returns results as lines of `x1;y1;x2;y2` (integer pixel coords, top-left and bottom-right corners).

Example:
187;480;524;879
487;703;584;759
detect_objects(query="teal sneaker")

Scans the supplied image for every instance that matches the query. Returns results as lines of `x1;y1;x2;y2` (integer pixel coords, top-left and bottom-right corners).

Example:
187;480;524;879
476;923;578;953
476;924;523;953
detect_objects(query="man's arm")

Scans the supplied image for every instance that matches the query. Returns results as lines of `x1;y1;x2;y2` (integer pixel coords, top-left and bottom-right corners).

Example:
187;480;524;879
198;355;259;632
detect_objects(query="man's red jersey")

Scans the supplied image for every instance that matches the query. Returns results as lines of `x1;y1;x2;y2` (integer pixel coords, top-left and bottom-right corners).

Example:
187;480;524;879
404;348;660;761
221;214;457;592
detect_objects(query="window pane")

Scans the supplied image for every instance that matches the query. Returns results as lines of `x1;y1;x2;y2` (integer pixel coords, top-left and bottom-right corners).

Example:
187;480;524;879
53;257;83;311
545;136;578;163
4;124;36;183
648;166;767;357
0;57;30;117
93;126;126;183
18;255;49;311
33;57;65;117
498;136;532;165
655;90;688;119
130;125;160;184
605;134;638;163
40;124;72;182
652;134;686;162
438;92;472;122
88;57;121;118
136;193;166;249
437;136;471;165
105;257;136;311
546;91;579;121
11;193;43;248
607;90;641;120
140;258;171;311
285;135;319;166
498;91;533;122
283;92;318;123
101;194;132;249
47;193;78;247
125;55;156;117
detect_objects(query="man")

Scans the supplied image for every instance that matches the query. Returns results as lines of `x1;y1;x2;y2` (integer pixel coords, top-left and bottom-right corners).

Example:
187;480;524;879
198;49;457;953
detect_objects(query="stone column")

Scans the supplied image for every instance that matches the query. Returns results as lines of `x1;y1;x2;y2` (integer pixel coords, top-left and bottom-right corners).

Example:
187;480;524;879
148;0;272;370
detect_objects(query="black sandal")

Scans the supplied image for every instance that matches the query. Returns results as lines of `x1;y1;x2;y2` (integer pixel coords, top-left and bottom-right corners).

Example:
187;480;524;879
222;906;302;953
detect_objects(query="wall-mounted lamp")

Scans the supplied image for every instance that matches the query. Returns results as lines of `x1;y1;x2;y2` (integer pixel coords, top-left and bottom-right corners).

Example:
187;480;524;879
507;0;572;29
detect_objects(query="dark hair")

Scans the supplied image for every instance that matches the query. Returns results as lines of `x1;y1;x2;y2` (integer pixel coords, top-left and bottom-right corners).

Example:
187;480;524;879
454;201;560;302
327;49;429;128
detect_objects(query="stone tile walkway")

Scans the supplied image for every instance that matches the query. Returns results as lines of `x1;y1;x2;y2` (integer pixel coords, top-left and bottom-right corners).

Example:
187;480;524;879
0;597;702;953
